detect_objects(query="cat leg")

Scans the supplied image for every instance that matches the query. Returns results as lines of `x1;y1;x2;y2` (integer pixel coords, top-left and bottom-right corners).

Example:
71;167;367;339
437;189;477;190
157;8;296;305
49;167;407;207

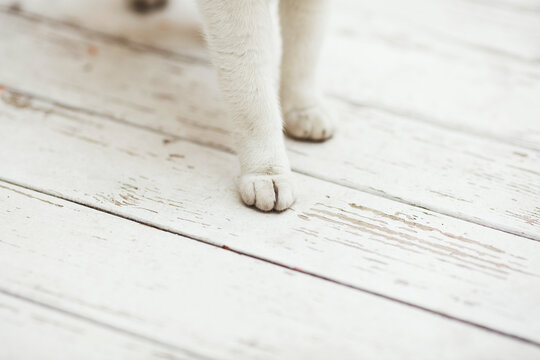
280;0;335;141
197;0;295;211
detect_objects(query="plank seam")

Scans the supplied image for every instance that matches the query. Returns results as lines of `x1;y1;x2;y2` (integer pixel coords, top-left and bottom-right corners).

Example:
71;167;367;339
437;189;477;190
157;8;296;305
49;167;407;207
330;94;540;152
3;84;538;242
293;167;540;242
0;5;209;66
1;6;539;152
1;177;539;349
0;288;217;360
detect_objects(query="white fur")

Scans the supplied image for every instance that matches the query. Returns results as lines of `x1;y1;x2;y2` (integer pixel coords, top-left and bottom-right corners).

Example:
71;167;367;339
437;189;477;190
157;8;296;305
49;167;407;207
196;0;333;211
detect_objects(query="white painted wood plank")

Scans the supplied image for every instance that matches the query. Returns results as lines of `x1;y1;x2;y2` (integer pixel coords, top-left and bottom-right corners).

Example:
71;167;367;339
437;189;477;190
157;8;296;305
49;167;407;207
0;293;196;360
5;0;539;63
321;0;540;149
0;12;537;238
2;0;539;148
1;90;540;343
0;0;206;58
1;182;539;359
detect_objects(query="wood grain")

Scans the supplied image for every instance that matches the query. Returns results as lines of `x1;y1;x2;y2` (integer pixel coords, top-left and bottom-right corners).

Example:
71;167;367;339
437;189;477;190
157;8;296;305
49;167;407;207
0;11;538;239
324;0;540;149
1;182;540;359
0;293;199;360
1;1;539;355
1;89;539;344
3;0;539;148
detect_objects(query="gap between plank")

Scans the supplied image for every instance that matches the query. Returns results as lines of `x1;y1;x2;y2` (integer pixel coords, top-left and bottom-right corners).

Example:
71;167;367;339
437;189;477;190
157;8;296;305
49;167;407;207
0;288;216;360
0;4;209;66
1;5;539;153
330;94;540;152
3;84;539;242
463;0;540;15
1;177;539;349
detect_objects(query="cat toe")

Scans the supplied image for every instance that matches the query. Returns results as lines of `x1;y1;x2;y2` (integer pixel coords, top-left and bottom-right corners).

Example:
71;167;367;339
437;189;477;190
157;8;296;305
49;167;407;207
239;173;295;212
284;105;335;142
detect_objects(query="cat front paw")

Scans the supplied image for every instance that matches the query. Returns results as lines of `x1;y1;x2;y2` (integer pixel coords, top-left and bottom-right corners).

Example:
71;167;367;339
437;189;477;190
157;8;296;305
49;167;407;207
284;105;335;141
239;172;295;212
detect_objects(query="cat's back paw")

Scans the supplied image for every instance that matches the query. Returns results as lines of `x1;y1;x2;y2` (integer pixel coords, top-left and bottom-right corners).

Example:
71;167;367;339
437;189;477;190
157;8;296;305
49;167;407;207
284;105;335;142
239;173;295;212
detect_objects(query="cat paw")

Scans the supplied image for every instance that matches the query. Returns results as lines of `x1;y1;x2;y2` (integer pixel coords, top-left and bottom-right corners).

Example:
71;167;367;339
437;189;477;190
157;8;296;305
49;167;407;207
284;105;335;141
239;173;295;212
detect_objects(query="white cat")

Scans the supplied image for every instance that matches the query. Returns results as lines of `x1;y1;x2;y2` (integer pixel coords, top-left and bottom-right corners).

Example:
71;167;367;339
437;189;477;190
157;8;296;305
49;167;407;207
131;0;334;211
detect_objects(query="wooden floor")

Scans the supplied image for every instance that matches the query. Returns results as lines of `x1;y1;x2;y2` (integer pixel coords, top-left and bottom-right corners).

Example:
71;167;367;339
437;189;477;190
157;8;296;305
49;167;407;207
1;0;539;358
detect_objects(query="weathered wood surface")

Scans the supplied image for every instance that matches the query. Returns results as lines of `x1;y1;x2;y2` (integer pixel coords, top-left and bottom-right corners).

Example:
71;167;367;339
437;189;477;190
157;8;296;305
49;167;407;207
3;0;540;148
1;182;540;359
0;0;206;58
0;293;196;360
324;0;540;149
1;0;540;357
0;11;538;239
1;89;540;344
